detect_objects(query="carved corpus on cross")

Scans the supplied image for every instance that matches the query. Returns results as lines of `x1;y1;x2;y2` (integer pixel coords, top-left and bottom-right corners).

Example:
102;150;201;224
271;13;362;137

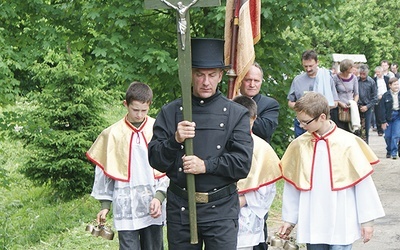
144;0;221;245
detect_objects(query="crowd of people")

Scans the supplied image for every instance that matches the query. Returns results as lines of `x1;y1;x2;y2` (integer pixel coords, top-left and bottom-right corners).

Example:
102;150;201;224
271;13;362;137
332;59;400;159
85;38;390;250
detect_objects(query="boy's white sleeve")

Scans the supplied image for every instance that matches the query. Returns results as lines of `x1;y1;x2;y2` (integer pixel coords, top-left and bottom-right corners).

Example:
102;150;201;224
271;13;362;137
355;176;385;223
282;181;300;225
155;175;170;193
245;184;276;219
90;165;114;201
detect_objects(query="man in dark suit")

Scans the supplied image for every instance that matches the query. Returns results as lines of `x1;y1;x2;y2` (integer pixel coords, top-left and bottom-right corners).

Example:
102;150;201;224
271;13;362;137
240;62;280;144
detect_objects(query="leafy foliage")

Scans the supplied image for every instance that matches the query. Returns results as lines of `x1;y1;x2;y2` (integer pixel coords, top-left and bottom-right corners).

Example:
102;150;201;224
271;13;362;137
3;51;110;198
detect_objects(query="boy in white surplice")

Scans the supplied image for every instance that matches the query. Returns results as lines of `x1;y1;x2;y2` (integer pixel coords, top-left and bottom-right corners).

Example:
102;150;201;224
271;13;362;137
233;96;282;250
87;82;168;250
278;92;384;250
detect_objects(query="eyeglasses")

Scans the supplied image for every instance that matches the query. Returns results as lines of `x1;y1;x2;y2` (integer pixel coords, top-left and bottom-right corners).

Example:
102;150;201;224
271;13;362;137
297;115;320;126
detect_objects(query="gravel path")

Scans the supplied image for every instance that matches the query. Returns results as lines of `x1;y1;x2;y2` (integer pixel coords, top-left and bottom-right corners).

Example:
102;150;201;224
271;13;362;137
353;132;400;249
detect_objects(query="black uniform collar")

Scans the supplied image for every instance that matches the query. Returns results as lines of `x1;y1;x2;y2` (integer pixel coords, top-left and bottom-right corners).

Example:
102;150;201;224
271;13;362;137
192;90;222;106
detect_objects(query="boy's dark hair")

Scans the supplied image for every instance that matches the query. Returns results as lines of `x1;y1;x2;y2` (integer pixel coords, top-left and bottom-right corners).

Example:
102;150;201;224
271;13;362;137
233;95;257;118
301;50;318;62
125;81;153;105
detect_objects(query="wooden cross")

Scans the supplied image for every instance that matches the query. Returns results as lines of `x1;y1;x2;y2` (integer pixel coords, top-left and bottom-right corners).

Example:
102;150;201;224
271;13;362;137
144;0;221;245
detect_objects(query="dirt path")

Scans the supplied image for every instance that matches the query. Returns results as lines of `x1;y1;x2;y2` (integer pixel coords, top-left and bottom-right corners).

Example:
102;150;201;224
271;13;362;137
268;131;400;249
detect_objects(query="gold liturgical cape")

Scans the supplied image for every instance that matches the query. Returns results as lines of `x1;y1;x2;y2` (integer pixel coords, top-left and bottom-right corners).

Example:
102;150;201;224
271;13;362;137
237;134;282;193
86;116;162;181
280;124;379;191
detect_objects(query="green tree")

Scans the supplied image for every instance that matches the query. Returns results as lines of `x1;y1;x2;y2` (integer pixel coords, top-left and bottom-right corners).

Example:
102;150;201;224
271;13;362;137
286;0;400;69
8;51;109;198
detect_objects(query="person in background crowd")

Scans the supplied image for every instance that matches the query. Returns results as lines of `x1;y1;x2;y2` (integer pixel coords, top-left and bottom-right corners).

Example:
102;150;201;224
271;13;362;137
390;62;400;78
352;63;360;77
357;64;378;144
330;63;338;76
287;50;339;137
379;77;400;159
148;38;253;250
331;59;359;132
373;66;390;136
278;92;385;250
381;60;395;78
88;82;168;250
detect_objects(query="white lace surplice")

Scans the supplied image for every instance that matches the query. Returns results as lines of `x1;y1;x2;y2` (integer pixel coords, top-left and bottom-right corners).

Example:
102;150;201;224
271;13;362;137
91;131;166;231
282;140;385;245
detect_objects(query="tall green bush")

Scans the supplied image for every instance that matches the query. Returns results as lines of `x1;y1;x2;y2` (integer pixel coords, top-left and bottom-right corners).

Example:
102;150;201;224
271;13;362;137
4;51;111;198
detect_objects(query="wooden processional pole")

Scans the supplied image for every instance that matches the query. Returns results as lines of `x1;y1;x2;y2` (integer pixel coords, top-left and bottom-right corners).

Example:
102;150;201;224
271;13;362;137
144;0;221;244
226;0;240;99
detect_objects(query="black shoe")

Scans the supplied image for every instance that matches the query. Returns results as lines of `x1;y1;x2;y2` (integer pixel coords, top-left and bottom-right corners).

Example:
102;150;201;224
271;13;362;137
392;156;398;160
387;154;391;158
378;133;383;136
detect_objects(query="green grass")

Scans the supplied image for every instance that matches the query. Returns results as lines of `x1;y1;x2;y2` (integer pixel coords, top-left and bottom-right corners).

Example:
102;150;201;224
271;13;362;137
0;137;121;249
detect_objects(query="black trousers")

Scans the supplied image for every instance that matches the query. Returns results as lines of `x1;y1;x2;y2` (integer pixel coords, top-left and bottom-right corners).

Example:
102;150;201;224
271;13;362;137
118;225;164;250
374;101;384;134
167;219;238;250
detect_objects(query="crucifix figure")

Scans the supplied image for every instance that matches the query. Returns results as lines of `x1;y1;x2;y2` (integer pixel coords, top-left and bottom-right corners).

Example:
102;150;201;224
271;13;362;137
160;0;198;50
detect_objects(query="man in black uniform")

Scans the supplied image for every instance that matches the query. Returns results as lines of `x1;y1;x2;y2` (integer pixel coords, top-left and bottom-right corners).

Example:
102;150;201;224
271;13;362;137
148;38;253;249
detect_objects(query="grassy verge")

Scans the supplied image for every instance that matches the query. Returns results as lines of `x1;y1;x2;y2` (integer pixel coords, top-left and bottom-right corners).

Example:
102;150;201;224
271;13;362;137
0;137;120;249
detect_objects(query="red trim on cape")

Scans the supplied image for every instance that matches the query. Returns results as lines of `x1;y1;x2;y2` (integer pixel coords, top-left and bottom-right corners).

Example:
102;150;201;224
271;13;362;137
86;152;130;182
280;125;378;191
238;176;282;195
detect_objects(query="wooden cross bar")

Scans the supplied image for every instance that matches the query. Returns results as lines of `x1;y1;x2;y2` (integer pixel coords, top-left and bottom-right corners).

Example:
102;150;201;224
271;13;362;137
144;0;221;245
